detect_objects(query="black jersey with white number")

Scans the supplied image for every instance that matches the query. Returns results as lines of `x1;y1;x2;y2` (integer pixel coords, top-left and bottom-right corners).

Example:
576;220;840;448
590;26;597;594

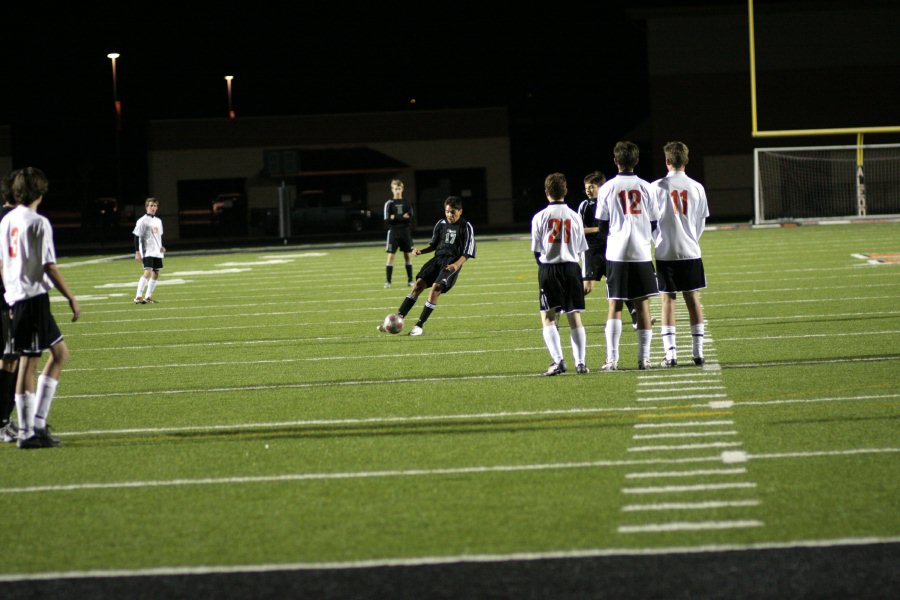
430;217;476;263
384;198;413;229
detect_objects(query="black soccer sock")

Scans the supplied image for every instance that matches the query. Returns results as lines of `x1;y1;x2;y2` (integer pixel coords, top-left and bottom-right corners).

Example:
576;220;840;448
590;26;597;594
398;295;417;318
625;300;638;324
416;301;436;327
0;369;15;424
405;263;413;283
385;265;393;284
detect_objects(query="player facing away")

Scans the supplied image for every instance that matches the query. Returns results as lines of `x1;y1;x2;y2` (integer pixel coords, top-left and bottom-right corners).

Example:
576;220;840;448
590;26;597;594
532;173;589;375
595;141;660;370
0;171;21;442
650;141;709;366
0;167;80;449
383;178;415;288
579;171;648;331
377;196;475;336
133;197;165;304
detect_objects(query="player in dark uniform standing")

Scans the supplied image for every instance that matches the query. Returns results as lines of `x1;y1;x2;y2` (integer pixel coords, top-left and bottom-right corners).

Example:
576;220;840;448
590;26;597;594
377;196;476;336
0;171;20;442
579;170;650;331
383;178;415;288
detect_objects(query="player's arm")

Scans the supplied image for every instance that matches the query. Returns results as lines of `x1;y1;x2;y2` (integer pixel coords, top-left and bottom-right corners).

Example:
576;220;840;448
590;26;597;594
446;255;467;272
44;263;80;322
134;235;142;261
414;244;434;256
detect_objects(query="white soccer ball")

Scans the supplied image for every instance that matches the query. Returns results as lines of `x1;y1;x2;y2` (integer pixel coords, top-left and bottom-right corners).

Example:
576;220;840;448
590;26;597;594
383;313;404;334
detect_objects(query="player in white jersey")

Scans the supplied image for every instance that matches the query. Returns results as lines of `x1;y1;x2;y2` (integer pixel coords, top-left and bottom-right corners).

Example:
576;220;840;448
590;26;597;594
595;141;660;371
133;197;165;304
531;173;589;375
649;141;709;367
0;167;79;449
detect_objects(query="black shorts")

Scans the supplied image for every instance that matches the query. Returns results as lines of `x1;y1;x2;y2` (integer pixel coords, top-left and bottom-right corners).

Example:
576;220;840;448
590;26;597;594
583;248;607;281
385;228;414;254
538;262;585;313
1;300;19;361
606;260;659;301
143;257;164;270
656;258;707;294
416;257;462;293
11;294;63;357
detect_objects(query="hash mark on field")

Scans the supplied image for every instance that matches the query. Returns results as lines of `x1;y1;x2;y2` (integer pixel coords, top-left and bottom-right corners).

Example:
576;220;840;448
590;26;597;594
621;499;760;511
628;442;742;452
625;468;747;479
634;420;734;428
618;520;763;533
632;431;737;440
636;394;728;402
622;482;757;494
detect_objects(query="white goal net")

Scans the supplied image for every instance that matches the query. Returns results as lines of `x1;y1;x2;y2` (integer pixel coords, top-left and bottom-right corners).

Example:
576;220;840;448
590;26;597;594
754;143;900;224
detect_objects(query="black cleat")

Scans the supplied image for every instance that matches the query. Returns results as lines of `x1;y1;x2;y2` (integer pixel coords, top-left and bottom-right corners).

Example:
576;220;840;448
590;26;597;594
693;356;705;366
638;360;652;370
30;427;61;448
542;360;567;376
661;358;677;368
575;363;589;374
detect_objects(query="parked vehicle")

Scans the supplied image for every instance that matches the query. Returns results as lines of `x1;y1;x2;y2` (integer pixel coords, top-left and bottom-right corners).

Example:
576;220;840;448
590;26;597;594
251;190;378;235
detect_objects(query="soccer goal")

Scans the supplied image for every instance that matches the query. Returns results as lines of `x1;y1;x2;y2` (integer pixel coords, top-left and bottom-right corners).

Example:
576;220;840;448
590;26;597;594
753;143;900;224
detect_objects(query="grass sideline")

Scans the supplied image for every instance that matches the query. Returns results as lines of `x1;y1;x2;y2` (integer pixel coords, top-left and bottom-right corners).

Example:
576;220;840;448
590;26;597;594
0;222;898;582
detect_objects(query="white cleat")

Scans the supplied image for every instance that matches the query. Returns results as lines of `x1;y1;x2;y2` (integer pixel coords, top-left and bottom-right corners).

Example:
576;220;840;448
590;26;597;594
601;361;618;372
408;325;424;336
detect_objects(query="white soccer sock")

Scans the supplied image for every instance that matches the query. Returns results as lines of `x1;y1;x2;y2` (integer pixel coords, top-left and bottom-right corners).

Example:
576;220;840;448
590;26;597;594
136;277;147;298
570;326;586;366
691;323;706;359
147;279;158;297
16;392;35;438
637;329;653;363
661;325;677;361
605;319;622;363
34;375;59;430
542;324;564;364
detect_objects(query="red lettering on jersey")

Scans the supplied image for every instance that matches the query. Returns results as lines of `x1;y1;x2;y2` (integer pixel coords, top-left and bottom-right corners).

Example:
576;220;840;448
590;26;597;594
670;190;688;215
617;190;642;215
547;218;571;244
8;227;18;258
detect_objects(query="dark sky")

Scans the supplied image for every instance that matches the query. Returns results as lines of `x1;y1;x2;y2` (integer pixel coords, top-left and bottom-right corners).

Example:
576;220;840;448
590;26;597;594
4;1;846;205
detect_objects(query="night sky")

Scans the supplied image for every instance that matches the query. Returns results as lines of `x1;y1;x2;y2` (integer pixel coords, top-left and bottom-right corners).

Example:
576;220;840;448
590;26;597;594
3;1;880;207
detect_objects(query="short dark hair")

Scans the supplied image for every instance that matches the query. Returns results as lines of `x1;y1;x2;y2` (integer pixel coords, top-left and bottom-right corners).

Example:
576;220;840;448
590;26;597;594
544;173;567;200
664;141;689;169
12;167;49;206
614;141;640;171
583;170;606;185
0;169;21;205
444;196;463;210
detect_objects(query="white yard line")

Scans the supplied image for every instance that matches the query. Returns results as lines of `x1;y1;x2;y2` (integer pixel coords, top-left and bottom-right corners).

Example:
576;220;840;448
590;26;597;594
618;520;763;533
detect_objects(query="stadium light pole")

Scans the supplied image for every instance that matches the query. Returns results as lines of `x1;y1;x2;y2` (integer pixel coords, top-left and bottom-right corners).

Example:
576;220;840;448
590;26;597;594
225;75;235;119
107;52;123;207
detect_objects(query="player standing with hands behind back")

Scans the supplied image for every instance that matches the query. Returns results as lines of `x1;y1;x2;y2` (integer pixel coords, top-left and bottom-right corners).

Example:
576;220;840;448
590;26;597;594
596;141;660;371
650;141;709;366
133;197;165;304
532;173;589;375
0;167;79;449
383;178;414;288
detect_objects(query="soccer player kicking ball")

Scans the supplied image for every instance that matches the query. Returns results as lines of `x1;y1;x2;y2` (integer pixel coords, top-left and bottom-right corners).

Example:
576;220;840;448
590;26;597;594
532;173;589;375
378;196;475;336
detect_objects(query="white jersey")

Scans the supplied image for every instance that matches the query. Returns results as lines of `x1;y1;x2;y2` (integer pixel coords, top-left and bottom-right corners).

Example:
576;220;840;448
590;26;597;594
595;173;659;262
0;205;57;305
531;202;588;264
133;214;164;258
650;171;709;260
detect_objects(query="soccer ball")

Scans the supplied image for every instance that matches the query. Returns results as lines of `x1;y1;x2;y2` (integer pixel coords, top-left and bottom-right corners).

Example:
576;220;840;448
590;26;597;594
382;313;404;334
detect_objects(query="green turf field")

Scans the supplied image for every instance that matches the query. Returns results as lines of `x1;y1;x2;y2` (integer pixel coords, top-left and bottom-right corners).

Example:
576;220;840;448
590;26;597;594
1;222;898;578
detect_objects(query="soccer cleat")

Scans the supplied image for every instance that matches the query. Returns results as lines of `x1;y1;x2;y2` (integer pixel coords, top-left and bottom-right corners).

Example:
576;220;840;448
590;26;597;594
575;363;589;374
693;356;705;366
407;280;414;287
600;361;618;372
638;360;652;370
17;435;43;449
661;358;677;368
542;360;567;376
0;421;18;443
376;323;387;333
384;282;391;289
33;426;61;448
144;297;157;304
408;325;424;336
134;296;145;304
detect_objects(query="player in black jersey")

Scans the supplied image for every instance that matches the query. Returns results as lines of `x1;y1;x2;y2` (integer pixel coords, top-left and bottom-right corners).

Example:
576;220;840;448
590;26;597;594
377;196;476;336
382;178;415;288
